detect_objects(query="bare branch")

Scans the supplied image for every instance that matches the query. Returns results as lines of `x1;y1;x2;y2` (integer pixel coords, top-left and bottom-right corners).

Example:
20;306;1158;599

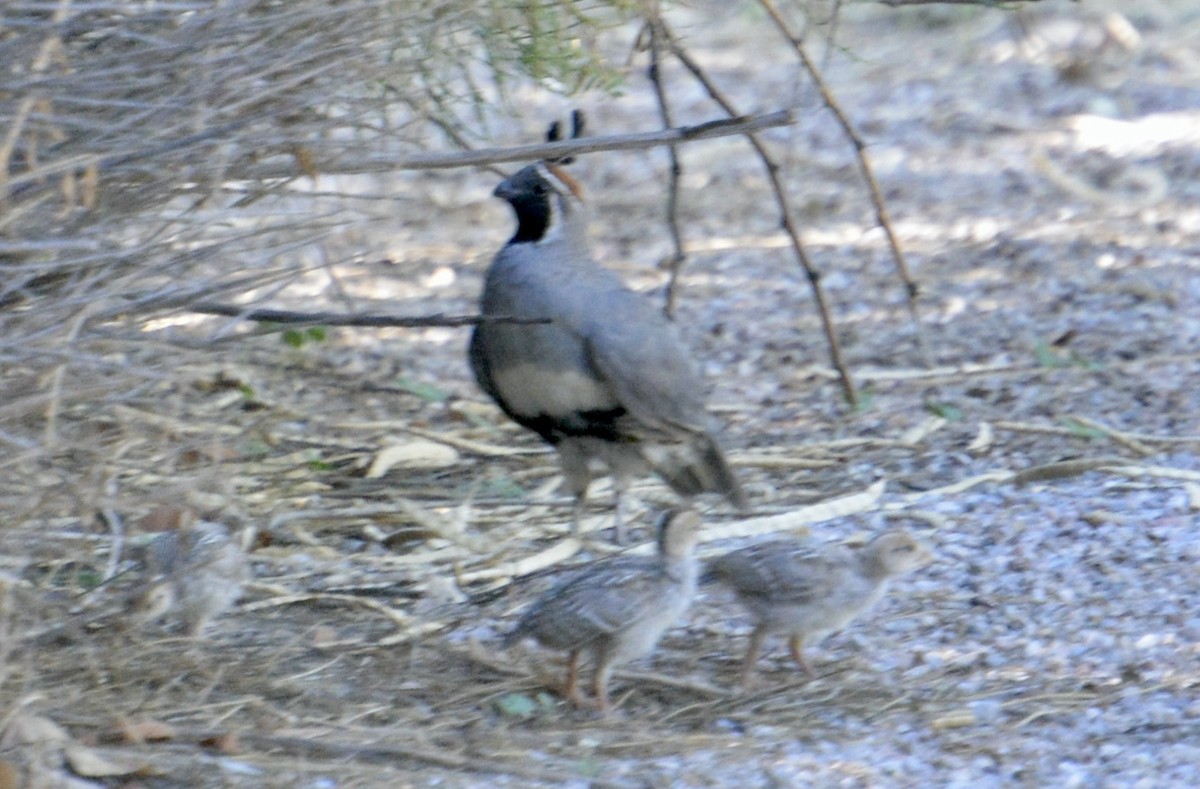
878;0;1047;6
757;0;931;365
644;15;688;320
146;300;550;329
241;111;797;179
660;21;859;407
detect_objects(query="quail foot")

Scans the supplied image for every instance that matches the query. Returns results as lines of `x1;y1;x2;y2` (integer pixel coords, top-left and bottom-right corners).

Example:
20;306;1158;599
469;119;745;543
503;510;702;711
705;530;932;687
130;520;249;637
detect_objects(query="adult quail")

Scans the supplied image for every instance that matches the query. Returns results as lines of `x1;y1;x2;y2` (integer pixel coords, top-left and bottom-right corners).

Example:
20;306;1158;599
130;520;249;637
503;509;702;710
704;530;932;686
469;152;746;542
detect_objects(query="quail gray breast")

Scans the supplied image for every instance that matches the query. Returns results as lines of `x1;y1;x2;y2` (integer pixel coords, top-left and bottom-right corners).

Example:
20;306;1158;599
704;530;932;686
469;159;746;543
131;520;249;637
503;510;702;710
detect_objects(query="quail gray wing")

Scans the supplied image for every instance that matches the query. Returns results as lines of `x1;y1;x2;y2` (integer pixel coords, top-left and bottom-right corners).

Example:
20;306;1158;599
707;541;851;607
505;557;664;650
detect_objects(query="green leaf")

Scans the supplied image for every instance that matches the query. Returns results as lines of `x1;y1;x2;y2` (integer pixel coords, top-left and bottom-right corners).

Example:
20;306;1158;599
852;388;875;413
495;693;539;718
305;449;334;471
1033;341;1069;369
487;476;527;500
1060;418;1106;440
76;569;104;590
395;376;450;403
925;401;963;421
241;438;272;458
282;326;329;348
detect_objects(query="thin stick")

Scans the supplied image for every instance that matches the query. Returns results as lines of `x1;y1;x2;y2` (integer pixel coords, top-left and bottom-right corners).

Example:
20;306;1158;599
180;302;549;329
757;0;930;365
660;21;858;406
879;0;1044;6
645;15;688;319
7;111;796;209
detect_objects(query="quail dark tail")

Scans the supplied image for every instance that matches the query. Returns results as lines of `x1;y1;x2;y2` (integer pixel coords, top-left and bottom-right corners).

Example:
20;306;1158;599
644;436;748;513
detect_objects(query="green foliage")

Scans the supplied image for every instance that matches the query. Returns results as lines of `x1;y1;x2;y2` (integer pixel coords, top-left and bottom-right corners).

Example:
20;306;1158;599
282;326;329;349
305;449;336;471
241;438;273;458
494;690;559;717
924;400;963;421
851;386;875;413
392;0;637;114
495;692;535;717
1032;340;1099;371
486;476;528;500
1060;418;1106;441
394;376;451;403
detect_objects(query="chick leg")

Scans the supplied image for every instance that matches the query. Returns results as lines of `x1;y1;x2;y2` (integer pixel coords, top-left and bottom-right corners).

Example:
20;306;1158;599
611;473;629;545
591;655;616;713
788;633;815;677
563;650;591;708
739;626;768;690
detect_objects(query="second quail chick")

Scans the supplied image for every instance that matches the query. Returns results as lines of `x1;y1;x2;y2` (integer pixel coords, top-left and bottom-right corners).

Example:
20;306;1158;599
503;510;702;710
705;530;932;687
131;520;249;637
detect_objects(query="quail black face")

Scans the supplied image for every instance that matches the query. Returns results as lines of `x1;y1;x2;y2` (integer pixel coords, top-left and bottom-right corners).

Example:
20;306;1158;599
495;164;581;245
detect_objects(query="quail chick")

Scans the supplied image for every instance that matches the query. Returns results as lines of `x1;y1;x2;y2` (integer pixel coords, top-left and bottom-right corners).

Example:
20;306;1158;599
705;530;932;686
469;142;746;543
503;510;702;710
131;520;249;637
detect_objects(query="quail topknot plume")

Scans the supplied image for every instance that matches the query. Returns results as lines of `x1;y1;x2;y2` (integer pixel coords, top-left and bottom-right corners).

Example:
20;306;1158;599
469;113;746;542
503;509;702;710
704;530;932;687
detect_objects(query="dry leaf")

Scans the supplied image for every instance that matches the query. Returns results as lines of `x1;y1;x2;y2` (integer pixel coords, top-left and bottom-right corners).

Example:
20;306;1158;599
137;505;194;533
311;625;339;648
114;718;176;745
0;761;19;789
929;710;977;730
199;732;241;754
64;744;142;778
366;440;460;477
1185;482;1200;511
900;416;946;446
967;421;994;453
0;712;69;747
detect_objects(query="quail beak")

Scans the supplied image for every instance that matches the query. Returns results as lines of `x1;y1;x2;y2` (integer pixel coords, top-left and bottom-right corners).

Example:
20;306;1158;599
493;179;518;201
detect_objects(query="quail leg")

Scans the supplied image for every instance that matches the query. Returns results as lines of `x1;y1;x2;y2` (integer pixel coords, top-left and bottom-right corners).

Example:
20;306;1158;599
559;447;591;538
